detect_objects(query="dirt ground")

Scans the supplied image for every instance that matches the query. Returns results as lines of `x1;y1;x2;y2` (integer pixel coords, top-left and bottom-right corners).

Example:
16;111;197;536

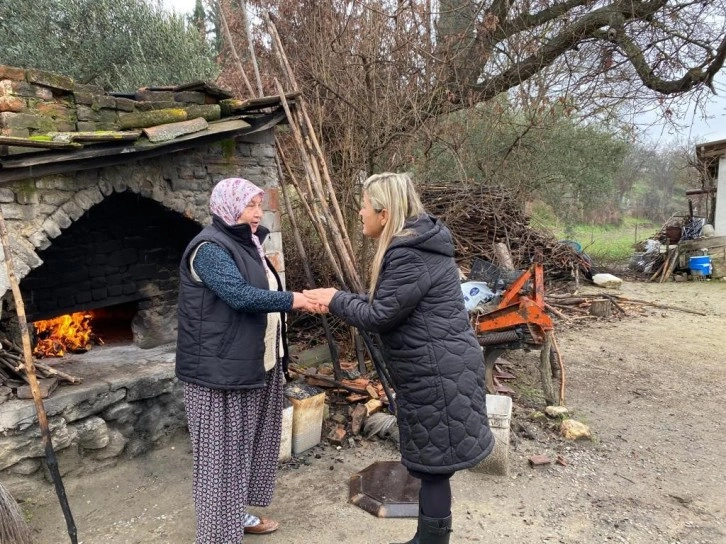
22;278;726;544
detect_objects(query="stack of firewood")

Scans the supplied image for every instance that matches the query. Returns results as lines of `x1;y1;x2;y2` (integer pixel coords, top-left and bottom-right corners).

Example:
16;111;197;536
0;336;82;401
289;362;391;445
419;184;589;280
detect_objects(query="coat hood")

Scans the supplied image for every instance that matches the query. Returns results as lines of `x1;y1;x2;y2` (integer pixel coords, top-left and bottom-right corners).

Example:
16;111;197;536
388;214;455;258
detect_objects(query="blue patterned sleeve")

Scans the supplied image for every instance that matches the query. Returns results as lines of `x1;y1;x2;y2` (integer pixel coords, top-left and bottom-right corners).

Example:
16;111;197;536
192;242;294;313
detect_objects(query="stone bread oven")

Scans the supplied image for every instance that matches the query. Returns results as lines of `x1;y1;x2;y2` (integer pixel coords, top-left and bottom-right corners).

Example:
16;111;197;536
0;65;288;497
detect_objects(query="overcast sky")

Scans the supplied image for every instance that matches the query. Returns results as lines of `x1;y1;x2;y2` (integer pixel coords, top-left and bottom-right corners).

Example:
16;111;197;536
161;0;195;15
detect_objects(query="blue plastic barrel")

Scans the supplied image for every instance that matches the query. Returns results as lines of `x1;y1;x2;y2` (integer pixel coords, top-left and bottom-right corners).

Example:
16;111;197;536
689;255;712;276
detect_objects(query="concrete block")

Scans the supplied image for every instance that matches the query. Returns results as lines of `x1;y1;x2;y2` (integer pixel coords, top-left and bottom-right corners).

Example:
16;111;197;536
470;394;512;476
279;403;294;462
285;385;325;455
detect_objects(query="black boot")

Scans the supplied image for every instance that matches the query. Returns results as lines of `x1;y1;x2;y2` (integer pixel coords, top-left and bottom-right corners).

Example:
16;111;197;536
391;532;418;544
418;513;452;544
391;513;452;544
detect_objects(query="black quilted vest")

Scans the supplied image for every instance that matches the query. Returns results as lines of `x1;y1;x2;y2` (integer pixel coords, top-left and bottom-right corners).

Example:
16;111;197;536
175;217;284;389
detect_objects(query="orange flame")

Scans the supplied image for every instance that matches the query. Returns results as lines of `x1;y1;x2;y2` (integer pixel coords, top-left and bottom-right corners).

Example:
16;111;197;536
33;311;95;358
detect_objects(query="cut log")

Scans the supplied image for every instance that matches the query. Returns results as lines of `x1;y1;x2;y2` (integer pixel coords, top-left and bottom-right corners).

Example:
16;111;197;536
365;384;379;399
118;108;188;130
589;299;612;317
494;242;515;271
539;332;557;406
118;105;220;130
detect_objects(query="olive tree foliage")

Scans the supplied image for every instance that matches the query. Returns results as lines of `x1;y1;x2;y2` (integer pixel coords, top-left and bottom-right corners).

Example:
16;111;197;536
0;0;218;91
625;143;700;222
411;101;630;222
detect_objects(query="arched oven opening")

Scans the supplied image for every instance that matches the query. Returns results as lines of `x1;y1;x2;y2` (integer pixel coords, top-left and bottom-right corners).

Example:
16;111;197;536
4;190;201;358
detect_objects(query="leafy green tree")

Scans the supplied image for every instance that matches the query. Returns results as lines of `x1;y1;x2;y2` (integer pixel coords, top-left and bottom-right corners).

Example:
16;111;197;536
627;144;698;223
0;0;218;91
190;0;221;56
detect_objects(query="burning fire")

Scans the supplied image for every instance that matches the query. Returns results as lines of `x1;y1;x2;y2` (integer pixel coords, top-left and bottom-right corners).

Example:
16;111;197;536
33;311;98;358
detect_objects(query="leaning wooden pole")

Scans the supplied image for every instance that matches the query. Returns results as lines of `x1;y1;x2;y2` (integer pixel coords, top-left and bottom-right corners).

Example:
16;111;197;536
276;157;342;379
266;16;358;279
217;0;255;97
264;21;397;409
0;212;78;544
226;5;349;381
277;145;347;286
273;80;359;289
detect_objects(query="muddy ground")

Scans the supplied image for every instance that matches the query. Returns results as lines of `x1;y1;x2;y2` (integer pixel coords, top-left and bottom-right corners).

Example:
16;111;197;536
23;279;726;544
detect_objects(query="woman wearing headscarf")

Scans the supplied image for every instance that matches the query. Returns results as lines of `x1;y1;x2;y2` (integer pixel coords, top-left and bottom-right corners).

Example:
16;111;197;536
305;172;494;544
175;177;317;543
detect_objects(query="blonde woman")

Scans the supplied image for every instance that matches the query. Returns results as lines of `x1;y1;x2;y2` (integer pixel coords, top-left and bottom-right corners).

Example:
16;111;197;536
305;173;494;544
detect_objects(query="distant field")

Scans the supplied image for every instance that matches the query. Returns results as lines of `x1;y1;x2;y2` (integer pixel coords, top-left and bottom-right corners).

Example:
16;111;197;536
535;217;659;263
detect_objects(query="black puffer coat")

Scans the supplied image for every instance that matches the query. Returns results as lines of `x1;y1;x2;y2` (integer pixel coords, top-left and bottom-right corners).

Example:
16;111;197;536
329;215;494;473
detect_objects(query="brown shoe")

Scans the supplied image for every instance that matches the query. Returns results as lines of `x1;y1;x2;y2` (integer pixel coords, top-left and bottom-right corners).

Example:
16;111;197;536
244;517;279;535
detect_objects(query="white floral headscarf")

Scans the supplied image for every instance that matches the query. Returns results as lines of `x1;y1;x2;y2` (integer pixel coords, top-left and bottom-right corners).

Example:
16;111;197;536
209;178;269;272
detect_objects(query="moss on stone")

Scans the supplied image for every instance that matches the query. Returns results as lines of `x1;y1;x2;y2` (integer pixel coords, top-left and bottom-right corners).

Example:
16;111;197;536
15;179;38;202
220;138;236;160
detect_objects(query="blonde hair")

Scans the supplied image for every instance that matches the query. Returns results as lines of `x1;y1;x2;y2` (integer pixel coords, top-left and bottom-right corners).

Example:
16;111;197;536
363;172;425;298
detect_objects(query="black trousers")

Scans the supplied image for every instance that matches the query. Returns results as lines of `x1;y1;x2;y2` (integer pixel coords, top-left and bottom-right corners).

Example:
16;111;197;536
408;469;454;519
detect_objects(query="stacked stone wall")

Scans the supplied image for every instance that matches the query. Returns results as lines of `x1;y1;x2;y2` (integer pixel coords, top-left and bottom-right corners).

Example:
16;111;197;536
0;348;181;500
0;129;284;308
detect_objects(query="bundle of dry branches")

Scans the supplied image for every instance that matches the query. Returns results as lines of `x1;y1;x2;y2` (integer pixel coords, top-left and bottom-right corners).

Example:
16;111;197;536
543;292;706;324
0;336;82;399
419;184;590;279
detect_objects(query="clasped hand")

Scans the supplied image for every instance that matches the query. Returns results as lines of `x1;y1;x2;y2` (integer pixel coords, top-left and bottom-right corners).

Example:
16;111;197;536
292;292;328;314
303;288;338;307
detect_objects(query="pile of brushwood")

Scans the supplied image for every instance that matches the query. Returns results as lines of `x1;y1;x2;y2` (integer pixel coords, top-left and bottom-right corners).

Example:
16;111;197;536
419;183;590;280
283;183;589;349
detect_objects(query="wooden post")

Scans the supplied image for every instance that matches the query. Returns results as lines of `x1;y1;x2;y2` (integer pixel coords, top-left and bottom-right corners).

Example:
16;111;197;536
539;332;557;406
0;212;78;544
255;17;397;410
550;331;566;406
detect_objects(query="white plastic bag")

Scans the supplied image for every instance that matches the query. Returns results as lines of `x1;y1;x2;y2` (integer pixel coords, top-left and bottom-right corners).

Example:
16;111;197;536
461;282;495;310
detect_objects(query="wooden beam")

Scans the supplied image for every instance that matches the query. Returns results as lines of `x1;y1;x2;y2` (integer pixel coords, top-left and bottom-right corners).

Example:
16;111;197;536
46;131;142;143
0;136;83;150
220;92;301;114
0;118;251;169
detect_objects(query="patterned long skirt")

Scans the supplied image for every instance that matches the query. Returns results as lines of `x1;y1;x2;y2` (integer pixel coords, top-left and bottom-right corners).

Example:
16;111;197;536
183;362;284;544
